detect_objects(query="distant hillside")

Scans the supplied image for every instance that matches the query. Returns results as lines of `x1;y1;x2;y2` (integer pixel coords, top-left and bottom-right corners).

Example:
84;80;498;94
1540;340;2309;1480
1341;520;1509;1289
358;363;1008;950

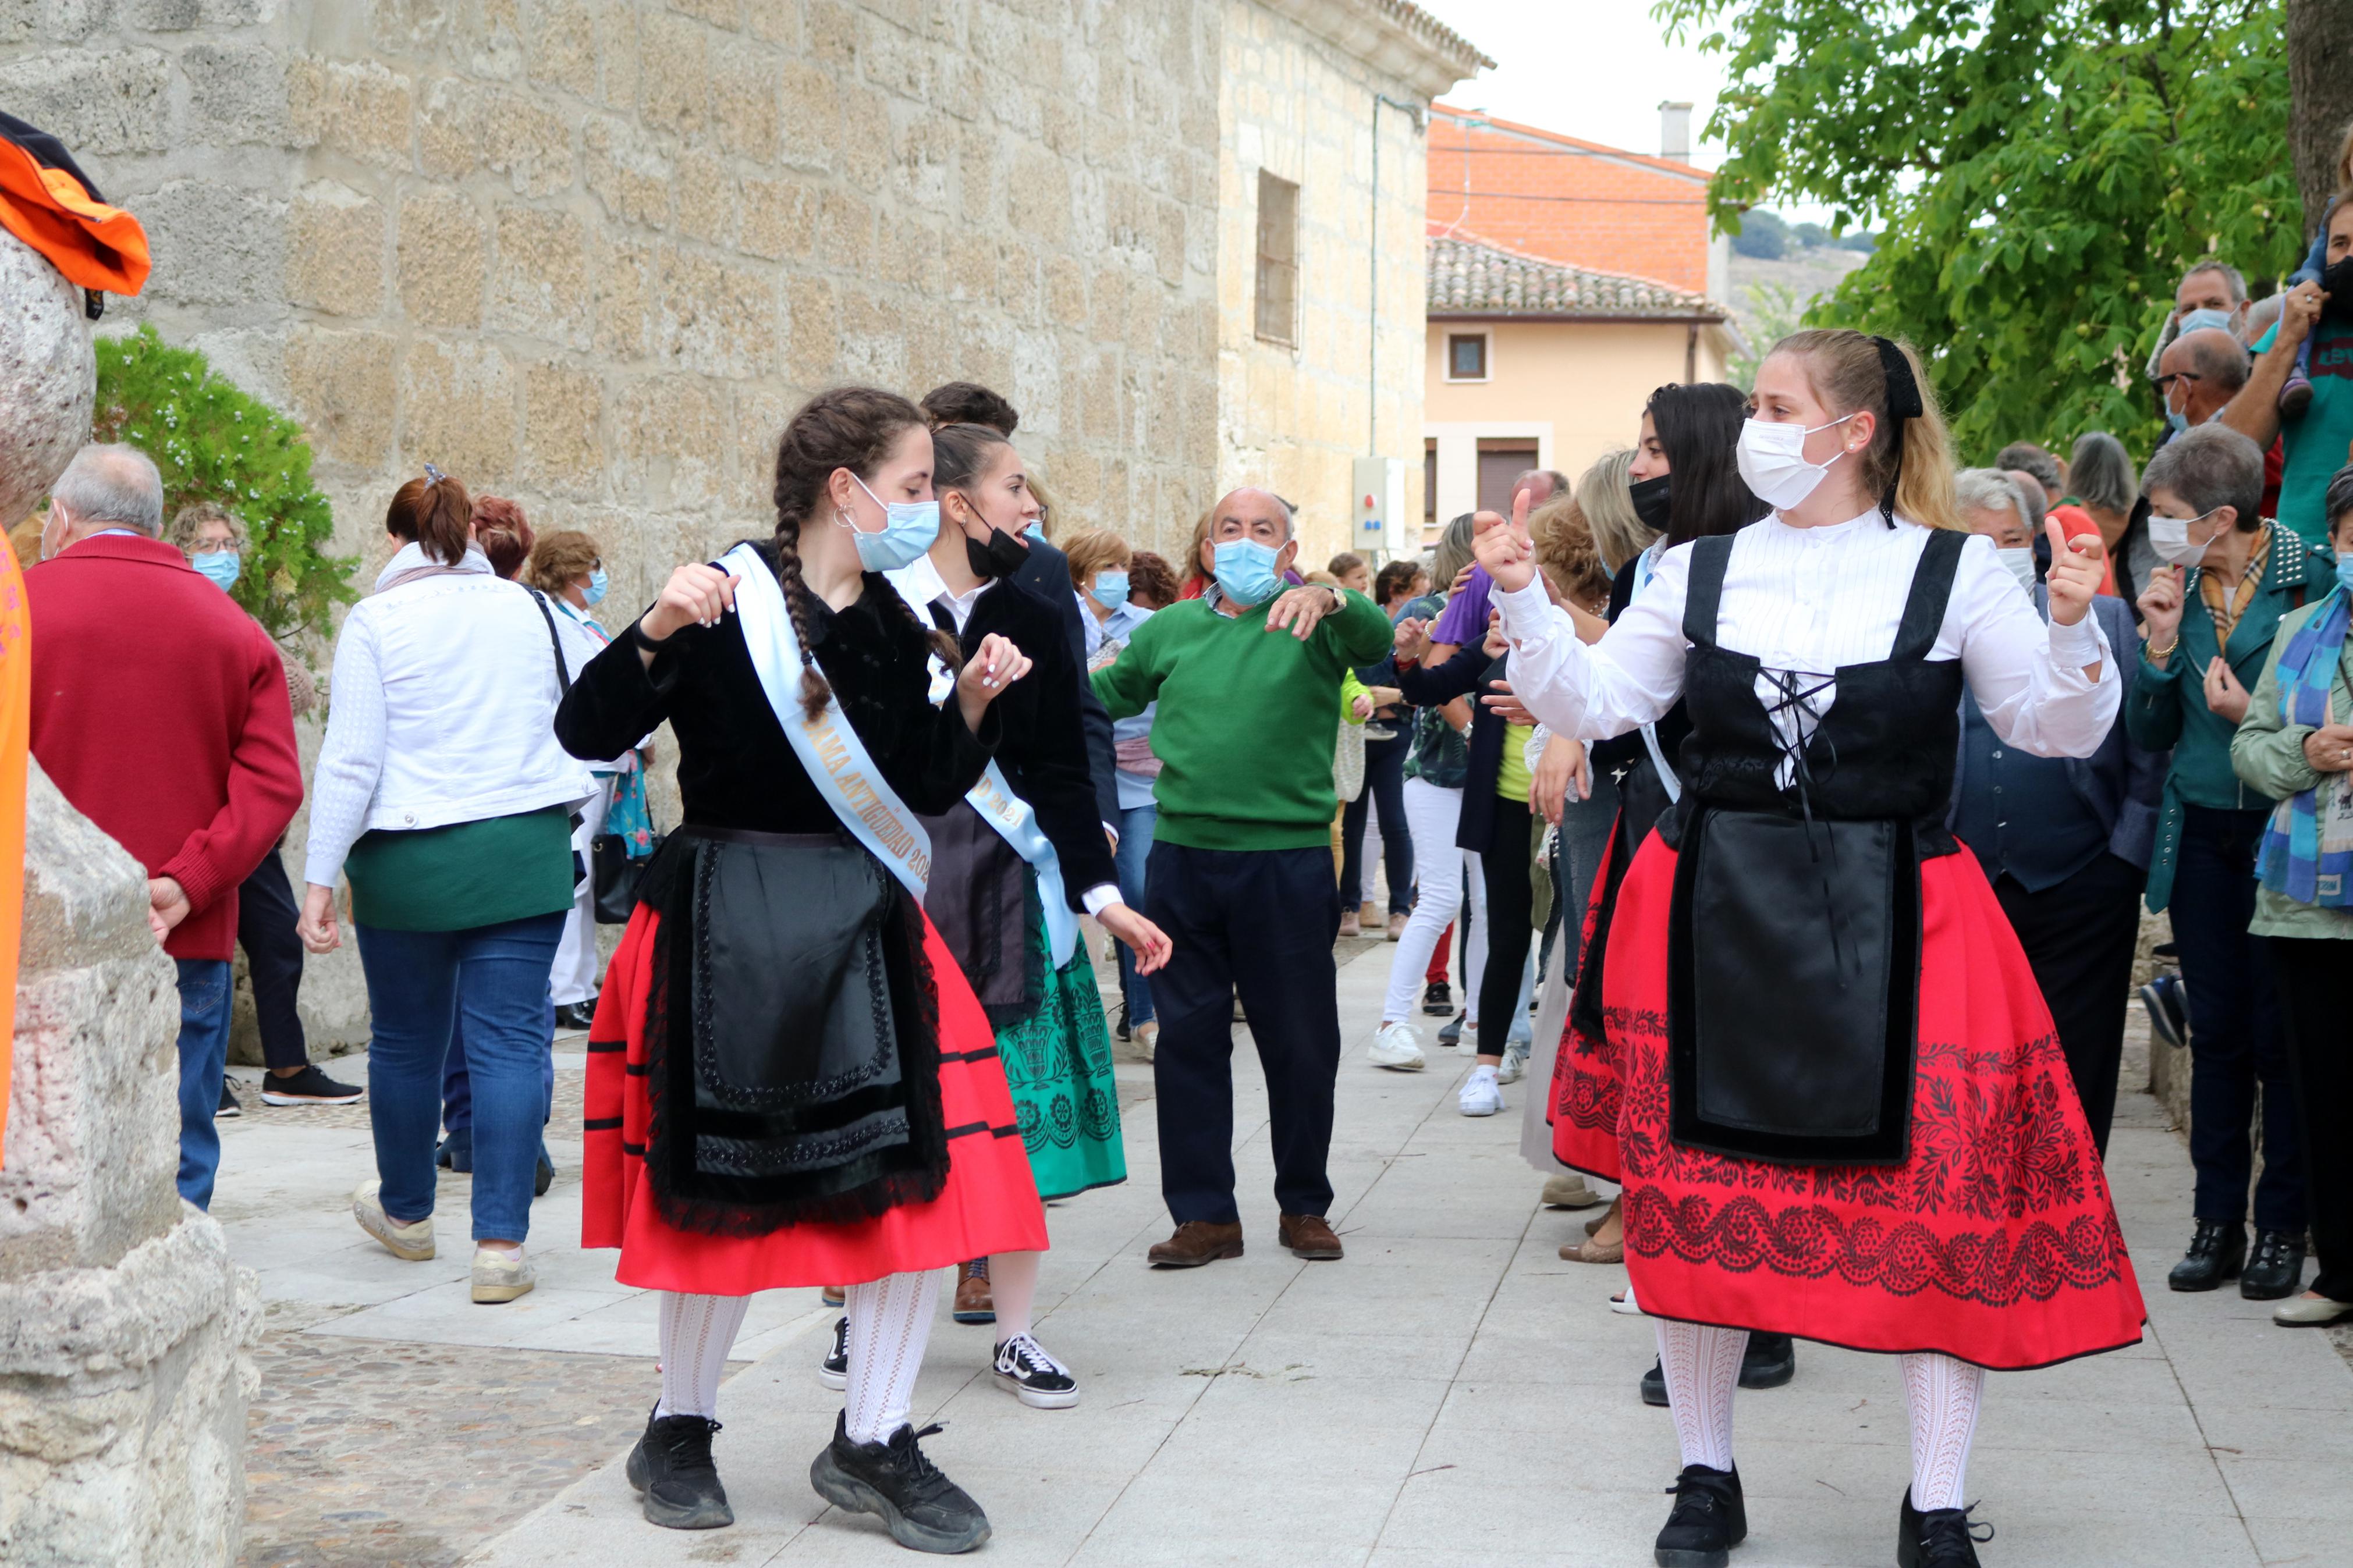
1724;246;1871;387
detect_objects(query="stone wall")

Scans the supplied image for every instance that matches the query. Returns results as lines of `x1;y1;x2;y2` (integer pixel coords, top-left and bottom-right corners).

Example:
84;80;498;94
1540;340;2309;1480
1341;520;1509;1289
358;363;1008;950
1;762;258;1566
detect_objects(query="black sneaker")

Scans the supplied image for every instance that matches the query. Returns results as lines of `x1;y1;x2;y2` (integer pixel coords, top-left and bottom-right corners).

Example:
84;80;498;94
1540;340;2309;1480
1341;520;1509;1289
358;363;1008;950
2241;1228;2308;1301
810;1411;990;1554
2137;973;2188;1051
624;1409;733;1530
1897;1490;1993;1567
1655;1463;1745;1567
1421;980;1451;1016
1641;1334;1797;1406
259;1064;364;1105
554;1001;598;1032
992;1332;1079;1409
535;1141;555;1198
1115;1002;1131;1043
1438;1012;1465;1046
818;1314;849;1390
217;1080;242;1119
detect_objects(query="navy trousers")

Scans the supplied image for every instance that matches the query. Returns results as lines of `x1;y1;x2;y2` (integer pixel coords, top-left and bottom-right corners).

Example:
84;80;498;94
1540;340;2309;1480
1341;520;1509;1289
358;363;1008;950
1145;842;1341;1225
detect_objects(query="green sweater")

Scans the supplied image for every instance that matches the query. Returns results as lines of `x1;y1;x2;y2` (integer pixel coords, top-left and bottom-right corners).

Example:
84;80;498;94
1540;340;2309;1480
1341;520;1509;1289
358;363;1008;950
1092;587;1396;851
2229;596;2353;940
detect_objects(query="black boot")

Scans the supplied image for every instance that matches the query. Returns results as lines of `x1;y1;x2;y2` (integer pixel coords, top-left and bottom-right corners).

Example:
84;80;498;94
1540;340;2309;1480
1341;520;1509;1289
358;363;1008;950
1641;1334;1797;1406
435;1126;473;1173
625;1409;733;1529
2167;1219;2245;1291
1897;1489;1993;1567
810;1411;990;1553
1654;1463;1745;1567
2240;1229;2307;1301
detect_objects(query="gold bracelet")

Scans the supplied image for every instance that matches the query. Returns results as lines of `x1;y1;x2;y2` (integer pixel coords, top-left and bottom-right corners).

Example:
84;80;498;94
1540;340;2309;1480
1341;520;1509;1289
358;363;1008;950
2146;637;2178;661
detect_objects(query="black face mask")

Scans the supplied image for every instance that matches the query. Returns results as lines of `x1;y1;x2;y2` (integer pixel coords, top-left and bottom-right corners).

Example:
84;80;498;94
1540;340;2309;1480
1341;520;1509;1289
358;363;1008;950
2324;255;2353;322
1629;472;1672;532
964;525;1030;581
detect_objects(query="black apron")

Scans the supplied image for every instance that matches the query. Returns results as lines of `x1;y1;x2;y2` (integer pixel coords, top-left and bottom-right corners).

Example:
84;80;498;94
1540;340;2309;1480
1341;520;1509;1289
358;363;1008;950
1656;528;1968;1165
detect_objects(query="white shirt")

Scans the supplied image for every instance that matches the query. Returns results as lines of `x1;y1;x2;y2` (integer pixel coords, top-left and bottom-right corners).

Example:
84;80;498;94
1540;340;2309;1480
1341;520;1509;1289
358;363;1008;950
1492;510;2118;768
885;553;1124;916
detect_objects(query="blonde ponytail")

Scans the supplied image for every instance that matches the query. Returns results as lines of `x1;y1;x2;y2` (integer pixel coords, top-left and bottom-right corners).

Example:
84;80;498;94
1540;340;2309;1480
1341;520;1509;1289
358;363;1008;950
1772;329;1964;533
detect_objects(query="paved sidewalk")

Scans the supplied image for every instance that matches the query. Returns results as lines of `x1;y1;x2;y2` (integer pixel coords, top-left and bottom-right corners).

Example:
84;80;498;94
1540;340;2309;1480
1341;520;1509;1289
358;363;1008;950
219;940;2353;1567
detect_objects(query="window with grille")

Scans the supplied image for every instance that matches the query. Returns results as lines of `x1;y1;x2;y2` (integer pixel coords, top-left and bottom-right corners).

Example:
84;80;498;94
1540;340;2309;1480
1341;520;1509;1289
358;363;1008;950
1254;171;1299;346
1447;332;1489;381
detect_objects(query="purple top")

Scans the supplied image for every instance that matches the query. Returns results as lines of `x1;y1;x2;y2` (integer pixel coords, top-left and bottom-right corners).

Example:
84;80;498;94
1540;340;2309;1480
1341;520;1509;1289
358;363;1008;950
1429;564;1495;646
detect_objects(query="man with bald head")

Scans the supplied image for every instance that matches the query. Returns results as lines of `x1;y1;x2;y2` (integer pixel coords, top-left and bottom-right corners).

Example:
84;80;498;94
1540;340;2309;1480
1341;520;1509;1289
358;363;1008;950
2161;328;2280;515
1094;487;1396;1267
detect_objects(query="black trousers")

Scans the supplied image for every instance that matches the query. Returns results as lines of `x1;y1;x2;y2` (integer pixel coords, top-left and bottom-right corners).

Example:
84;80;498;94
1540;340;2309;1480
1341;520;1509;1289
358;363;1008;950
1991;853;2145;1157
235;845;309;1072
1477;797;1535;1058
1144;842;1341;1225
2270;937;2353;1300
1339;729;1412;913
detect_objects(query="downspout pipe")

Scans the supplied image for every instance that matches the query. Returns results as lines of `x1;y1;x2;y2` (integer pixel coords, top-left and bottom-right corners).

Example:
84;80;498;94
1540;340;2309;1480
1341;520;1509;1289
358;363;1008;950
1371;93;1425;454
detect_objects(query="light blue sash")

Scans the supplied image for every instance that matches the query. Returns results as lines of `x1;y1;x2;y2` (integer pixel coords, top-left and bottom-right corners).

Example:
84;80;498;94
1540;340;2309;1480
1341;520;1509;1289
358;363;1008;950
721;542;931;898
964;760;1079;968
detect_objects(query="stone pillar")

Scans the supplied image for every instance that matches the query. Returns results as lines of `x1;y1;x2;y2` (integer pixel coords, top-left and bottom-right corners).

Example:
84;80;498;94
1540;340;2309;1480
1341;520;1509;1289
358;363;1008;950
0;762;258;1566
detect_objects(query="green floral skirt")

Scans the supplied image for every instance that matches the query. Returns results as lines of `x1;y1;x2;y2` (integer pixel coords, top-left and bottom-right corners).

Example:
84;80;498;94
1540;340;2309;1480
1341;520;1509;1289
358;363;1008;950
998;904;1125;1201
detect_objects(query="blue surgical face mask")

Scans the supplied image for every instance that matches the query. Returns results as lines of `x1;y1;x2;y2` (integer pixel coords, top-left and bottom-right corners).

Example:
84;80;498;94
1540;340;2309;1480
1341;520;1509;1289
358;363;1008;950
2336;550;2353;596
1024;522;1046;544
193;550;240;592
584;566;608;606
844;474;940;573
2178;307;2238;336
1089;570;1130;610
2165;408;2189;436
1212;538;1283;607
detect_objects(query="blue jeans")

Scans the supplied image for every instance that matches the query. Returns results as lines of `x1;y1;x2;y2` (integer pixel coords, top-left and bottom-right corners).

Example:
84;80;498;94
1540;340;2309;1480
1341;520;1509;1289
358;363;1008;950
356;913;564;1242
1114;802;1158;1026
442;995;558;1135
174;959;233;1210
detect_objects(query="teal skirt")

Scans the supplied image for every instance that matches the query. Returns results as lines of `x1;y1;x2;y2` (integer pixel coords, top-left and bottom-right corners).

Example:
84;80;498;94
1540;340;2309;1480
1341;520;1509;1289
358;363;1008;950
998;900;1125;1201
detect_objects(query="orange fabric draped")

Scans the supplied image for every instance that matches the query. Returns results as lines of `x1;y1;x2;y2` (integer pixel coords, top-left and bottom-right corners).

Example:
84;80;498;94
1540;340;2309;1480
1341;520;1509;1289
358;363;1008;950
0;139;150;296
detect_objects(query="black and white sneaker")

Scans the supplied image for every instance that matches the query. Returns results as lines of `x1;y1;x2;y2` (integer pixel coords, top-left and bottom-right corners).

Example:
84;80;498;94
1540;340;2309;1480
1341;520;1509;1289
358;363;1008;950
259;1064;364;1105
991;1332;1079;1409
217;1080;242;1119
625;1408;733;1530
810;1411;990;1554
818;1315;849;1390
1421;980;1451;1016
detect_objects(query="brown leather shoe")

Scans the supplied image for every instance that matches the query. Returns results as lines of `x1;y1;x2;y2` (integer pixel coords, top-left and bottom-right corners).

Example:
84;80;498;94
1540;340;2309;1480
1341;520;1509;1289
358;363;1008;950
1147;1221;1244;1268
1279;1213;1343;1260
952;1257;994;1322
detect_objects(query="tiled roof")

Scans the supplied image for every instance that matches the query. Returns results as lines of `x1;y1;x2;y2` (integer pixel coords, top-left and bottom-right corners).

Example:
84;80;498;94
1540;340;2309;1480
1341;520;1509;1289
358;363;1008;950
1426;234;1726;322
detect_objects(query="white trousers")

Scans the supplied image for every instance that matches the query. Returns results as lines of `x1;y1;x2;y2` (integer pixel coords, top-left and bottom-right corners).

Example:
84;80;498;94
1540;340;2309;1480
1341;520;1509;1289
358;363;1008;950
552;774;615;1007
1380;777;1486;1025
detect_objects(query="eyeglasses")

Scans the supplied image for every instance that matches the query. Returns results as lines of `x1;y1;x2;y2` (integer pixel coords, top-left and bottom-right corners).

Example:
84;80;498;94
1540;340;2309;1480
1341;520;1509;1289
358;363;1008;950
189;539;243;556
2150;372;2206;393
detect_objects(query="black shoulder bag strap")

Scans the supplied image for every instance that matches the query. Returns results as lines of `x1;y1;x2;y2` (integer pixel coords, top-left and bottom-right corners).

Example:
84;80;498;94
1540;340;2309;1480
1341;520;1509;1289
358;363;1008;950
530;588;574;697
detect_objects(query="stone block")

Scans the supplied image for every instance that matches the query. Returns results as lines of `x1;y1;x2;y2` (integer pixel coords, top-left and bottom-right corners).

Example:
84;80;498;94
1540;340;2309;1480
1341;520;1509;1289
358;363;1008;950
591;232;653;360
0;47;168;156
400;337;520;486
813;186;873;279
283;326;396;469
777;58;839;170
419;80;568;193
610;373;724;507
672;146;736;246
396;189;487;329
522;361;603;498
893;108;956;213
126;0;200;26
836;283;911;387
729;382;796;507
652;247;776;379
487;205;592;350
38;0;113;43
780;272;837;380
804;0;855;65
0;0;31;42
708;39;780;161
637;9;708;138
285;182;384;318
139;180;286;311
182;41;288;145
669;0;739;24
286;54;414;169
739;174;817;262
524;0;597;97
0;233;93;532
583;113;672;229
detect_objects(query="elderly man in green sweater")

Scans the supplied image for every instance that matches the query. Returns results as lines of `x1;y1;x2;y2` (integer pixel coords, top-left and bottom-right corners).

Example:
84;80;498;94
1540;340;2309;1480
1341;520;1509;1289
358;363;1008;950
1093;486;1397;1267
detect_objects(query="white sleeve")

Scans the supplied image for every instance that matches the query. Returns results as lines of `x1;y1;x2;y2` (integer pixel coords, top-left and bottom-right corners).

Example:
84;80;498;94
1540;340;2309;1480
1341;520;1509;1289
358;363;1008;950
1952;538;2119;759
1080;883;1124;916
301;611;388;887
1492;551;1692;740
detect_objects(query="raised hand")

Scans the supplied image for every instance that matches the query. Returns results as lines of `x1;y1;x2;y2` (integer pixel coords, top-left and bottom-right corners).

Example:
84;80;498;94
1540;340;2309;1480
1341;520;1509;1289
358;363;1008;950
2043;517;2105;627
640;563;741;643
2202;655;2249;723
1472;493;1536;593
955;632;1032;726
2137;564;2185;660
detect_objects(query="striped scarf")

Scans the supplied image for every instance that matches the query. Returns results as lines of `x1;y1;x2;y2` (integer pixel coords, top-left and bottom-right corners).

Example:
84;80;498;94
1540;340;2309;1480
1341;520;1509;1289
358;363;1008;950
2255;585;2353;906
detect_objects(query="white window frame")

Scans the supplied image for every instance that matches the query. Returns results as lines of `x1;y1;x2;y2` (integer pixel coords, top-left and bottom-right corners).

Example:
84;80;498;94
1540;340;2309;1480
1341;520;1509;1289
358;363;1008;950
1443;329;1492;384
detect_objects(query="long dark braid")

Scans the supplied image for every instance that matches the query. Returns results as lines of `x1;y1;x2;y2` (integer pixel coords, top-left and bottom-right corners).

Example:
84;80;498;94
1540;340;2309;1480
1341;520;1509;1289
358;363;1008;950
769;386;961;720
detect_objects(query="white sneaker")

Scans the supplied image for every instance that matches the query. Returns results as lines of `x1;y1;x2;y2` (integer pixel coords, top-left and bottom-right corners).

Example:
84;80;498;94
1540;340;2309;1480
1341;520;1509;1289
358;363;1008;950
471;1245;535;1305
1612;1281;1643;1316
1458;1066;1503;1117
352;1179;435;1261
1367;1022;1426;1072
1496;1050;1526;1085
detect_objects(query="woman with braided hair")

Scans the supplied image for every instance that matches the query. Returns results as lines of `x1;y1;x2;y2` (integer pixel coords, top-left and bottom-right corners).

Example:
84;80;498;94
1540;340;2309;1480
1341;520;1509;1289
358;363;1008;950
555;386;1045;1552
1480;330;2146;1568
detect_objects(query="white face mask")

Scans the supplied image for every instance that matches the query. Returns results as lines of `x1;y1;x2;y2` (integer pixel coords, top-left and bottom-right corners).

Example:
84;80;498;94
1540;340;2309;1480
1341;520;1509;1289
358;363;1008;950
1995;547;2036;591
2147;507;2224;567
1736;414;1855;511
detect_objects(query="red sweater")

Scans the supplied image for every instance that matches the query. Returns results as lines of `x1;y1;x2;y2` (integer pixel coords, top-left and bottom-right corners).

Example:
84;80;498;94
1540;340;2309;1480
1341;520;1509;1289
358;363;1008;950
27;535;303;961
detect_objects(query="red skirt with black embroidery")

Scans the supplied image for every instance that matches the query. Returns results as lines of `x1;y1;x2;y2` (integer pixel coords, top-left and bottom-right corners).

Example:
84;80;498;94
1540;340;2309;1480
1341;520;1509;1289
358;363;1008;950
1550;830;2147;1370
580;906;1049;1296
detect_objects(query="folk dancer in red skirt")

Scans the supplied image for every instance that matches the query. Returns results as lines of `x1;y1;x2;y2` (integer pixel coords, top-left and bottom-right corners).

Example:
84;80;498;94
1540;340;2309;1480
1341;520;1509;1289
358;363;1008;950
1484;330;2148;1568
555;387;1049;1552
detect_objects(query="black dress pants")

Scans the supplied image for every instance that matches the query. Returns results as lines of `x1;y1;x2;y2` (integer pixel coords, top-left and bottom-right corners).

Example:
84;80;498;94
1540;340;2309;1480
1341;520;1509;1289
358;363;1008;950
1144;842;1341;1225
1990;853;2145;1155
1477;797;1535;1059
235;844;309;1073
2270;937;2353;1301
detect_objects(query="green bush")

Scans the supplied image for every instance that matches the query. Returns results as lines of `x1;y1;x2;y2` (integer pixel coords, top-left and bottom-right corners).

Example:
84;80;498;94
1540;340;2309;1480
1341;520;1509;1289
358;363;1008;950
90;325;356;643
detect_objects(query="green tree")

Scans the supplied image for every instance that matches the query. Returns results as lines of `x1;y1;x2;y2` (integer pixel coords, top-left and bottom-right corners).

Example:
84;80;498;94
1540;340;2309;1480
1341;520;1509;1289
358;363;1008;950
1729;207;1790;259
1660;0;2304;458
90;325;355;643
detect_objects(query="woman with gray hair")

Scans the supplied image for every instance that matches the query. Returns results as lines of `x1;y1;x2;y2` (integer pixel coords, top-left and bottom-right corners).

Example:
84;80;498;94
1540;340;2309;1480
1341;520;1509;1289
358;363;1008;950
1953;467;2038;588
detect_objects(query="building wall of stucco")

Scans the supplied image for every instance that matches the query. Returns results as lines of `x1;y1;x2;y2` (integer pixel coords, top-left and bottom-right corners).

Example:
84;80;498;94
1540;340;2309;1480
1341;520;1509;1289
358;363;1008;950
1216;0;1432;570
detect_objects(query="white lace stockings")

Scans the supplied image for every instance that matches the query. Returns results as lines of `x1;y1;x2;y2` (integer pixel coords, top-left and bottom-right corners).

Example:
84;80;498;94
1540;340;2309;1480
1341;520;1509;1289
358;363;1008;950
1655;1319;1744;1472
1900;1351;1984;1512
844;1270;941;1445
655;1291;749;1420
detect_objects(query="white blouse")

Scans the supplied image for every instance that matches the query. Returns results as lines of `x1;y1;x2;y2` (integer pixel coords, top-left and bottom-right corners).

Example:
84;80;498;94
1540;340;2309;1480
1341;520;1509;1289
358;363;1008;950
1492;510;2119;766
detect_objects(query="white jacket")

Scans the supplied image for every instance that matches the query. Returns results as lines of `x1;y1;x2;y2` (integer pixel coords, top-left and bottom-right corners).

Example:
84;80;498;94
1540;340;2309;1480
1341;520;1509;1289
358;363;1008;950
303;545;594;887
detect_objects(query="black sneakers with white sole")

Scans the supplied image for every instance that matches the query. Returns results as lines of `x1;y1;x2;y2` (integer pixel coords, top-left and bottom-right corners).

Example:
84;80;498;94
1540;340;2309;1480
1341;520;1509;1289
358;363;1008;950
991;1332;1079;1409
818;1314;849;1390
